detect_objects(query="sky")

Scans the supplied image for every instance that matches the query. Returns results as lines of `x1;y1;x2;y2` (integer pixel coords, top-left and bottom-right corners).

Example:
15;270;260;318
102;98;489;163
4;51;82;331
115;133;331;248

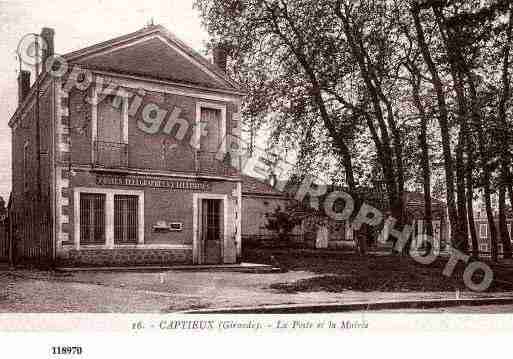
0;0;211;201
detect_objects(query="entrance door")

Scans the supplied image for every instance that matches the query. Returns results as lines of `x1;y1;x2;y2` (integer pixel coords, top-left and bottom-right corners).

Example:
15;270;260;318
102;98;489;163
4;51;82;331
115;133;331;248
201;199;222;264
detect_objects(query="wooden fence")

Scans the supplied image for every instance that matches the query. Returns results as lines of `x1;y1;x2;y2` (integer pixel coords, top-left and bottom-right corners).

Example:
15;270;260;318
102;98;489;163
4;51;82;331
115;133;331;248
8;198;53;266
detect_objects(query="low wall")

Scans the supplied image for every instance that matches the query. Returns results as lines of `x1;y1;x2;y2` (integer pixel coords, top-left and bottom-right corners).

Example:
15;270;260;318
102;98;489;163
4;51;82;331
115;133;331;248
58;248;193;267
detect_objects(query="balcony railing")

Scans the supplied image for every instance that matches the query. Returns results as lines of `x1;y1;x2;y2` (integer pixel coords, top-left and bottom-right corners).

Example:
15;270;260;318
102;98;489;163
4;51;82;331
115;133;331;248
195;151;241;178
93;141;128;168
91;143;240;177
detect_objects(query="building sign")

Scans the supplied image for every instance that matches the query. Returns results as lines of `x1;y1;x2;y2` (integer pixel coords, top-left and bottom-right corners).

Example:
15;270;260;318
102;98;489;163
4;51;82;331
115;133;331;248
96;175;211;191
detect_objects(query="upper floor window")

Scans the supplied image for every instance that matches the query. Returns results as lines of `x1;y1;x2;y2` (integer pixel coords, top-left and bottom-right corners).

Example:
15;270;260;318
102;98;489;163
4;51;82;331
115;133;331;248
92;89;129;168
98;94;124;144
196;102;226;154
200;107;221;152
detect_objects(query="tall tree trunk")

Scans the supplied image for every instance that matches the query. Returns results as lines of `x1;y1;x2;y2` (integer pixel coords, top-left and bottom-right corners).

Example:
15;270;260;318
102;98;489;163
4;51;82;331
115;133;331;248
499;184;512;258
498;4;513;259
266;4;358;193
431;5;498;261
509;185;513;218
433;9;469;252
408;68;433;239
335;4;403;254
411;6;461;250
269;3;364;256
455;136;469;252
466;141;479;258
468;80;499;262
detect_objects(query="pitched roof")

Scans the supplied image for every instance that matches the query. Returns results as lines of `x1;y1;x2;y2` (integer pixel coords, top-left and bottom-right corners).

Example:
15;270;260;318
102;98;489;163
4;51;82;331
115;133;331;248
63;25;243;93
242;175;289;197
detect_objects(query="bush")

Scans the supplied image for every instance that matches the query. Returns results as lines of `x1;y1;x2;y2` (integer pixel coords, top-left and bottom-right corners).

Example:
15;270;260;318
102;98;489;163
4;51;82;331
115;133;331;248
264;205;302;242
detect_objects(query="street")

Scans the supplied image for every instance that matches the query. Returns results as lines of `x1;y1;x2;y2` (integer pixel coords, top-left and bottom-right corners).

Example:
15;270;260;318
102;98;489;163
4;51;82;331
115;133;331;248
2;269;513;313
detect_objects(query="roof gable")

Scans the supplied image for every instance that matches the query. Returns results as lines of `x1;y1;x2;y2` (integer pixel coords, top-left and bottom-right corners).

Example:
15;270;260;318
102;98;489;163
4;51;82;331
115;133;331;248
63;25;242;92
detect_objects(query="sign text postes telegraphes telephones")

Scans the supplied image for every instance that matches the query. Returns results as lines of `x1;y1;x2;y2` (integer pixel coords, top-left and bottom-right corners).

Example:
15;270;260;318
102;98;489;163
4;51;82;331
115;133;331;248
96;175;212;191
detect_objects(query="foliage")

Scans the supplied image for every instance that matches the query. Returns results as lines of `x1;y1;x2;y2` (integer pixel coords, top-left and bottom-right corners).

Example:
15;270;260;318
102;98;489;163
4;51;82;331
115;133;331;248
263;204;302;241
195;0;513;259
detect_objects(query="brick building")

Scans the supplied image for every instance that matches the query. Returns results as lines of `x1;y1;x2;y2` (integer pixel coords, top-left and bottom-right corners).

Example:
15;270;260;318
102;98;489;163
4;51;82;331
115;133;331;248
8;25;245;266
471;208;513;254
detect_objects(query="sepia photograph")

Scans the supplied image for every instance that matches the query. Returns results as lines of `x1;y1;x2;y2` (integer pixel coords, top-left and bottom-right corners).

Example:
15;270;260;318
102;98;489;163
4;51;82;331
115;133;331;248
1;0;513;351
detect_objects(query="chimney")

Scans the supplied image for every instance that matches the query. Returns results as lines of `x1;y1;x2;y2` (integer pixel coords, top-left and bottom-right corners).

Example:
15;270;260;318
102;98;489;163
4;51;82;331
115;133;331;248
40;27;55;69
213;44;228;73
18;70;31;105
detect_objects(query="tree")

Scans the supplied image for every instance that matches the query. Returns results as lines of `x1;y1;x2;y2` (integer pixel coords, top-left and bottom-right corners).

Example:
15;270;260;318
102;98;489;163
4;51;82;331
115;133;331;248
264;205;302;242
410;3;462;251
195;0;358;191
437;0;512;261
196;0;513;260
496;2;513;259
331;0;407;240
195;0;402;254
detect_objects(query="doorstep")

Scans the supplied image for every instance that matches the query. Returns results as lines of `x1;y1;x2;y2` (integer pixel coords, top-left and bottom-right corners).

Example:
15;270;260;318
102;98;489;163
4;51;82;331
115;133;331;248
55;262;281;273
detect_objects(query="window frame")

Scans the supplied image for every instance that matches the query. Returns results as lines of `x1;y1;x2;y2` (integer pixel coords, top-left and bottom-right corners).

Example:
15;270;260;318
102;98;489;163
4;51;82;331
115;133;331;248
479;243;489;253
114;194;139;245
479;223;488;238
195;101;226;153
73;187;144;250
79;192;107;245
91;85;129;164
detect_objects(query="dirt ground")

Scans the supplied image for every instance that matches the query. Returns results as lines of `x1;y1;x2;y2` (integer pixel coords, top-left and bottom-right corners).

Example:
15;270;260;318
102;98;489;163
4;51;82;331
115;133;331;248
243;248;513;292
1;249;513;313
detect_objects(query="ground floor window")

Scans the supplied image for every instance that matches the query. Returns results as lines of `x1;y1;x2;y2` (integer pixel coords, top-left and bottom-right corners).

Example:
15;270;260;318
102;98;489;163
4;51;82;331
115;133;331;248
75;187;144;248
80;193;106;244
114;195;138;244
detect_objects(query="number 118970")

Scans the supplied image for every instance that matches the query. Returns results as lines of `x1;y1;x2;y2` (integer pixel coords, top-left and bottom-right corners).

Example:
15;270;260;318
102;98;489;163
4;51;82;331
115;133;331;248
51;346;83;355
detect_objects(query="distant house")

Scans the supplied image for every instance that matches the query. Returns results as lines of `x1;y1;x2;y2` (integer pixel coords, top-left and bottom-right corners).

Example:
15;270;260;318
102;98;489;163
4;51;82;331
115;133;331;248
471;208;513;254
241;175;293;241
402;191;449;253
241;176;449;250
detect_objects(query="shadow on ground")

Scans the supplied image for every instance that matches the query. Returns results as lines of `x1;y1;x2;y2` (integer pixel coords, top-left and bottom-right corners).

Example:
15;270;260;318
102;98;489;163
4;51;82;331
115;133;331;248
244;248;513;293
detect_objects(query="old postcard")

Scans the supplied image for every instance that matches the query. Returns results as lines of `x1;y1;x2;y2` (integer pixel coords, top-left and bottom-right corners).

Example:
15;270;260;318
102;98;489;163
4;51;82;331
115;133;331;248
1;0;513;356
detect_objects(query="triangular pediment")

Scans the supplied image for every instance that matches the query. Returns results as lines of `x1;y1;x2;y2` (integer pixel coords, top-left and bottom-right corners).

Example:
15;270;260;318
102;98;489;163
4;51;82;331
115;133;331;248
64;26;241;92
